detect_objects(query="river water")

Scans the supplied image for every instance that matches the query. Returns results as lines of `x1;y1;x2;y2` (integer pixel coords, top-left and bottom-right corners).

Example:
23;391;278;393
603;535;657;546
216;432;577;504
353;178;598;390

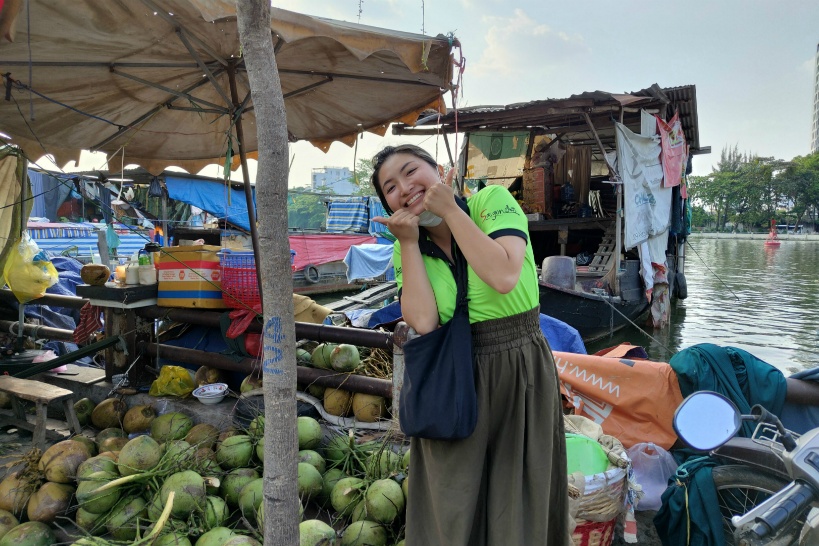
586;236;819;375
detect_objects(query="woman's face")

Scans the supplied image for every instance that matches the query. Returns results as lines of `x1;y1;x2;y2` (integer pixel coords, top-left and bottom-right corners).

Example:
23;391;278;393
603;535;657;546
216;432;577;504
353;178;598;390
376;152;440;216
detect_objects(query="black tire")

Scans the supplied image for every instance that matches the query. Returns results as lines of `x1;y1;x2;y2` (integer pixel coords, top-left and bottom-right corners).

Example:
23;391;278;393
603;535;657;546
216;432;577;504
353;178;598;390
711;465;803;545
303;264;320;284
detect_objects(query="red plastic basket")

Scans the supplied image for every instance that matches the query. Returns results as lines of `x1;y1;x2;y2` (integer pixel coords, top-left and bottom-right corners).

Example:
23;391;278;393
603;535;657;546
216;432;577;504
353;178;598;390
571;518;616;546
220;251;260;309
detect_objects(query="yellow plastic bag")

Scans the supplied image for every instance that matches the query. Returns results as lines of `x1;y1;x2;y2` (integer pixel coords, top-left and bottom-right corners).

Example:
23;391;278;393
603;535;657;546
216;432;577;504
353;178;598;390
3;234;59;303
149;365;196;398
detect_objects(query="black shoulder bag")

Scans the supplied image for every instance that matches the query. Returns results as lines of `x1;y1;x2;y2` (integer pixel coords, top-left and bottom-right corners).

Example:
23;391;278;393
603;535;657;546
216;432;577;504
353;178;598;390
398;241;477;440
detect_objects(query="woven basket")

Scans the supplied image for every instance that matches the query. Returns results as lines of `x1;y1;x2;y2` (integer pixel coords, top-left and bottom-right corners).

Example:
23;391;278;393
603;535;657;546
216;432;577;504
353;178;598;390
574;466;627;523
572;517;617;546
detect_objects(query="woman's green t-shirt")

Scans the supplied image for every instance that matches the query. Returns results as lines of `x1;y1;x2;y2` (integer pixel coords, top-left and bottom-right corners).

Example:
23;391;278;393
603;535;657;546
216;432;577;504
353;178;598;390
393;184;539;324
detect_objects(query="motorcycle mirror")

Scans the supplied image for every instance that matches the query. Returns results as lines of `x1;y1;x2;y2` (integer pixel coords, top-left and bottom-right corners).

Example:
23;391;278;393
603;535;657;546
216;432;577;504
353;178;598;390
673;391;742;451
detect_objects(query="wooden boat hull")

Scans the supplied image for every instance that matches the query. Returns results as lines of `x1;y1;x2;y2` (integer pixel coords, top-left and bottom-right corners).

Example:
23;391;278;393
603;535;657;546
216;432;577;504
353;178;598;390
539;282;649;343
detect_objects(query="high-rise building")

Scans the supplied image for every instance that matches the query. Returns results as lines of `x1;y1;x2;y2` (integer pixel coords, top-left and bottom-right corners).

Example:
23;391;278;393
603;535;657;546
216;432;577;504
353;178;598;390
813;43;819;153
311;167;356;195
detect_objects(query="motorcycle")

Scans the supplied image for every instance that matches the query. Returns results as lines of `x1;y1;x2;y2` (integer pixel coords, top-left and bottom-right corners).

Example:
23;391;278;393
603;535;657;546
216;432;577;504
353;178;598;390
673;391;819;546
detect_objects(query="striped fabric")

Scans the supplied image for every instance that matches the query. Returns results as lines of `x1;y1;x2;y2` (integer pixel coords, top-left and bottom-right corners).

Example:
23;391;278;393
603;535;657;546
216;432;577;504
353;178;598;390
326;197;369;233
367;196;391;237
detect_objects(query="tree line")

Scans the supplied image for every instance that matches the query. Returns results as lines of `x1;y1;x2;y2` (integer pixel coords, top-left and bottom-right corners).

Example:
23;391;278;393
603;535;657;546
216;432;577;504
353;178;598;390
688;147;819;232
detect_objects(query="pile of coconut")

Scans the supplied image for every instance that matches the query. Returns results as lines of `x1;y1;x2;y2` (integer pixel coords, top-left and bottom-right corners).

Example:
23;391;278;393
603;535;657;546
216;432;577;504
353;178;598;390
0;384;409;545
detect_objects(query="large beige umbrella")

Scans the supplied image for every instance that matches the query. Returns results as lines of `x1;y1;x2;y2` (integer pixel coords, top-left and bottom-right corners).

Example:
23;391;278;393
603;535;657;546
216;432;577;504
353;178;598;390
0;0;454;173
0;0;454;282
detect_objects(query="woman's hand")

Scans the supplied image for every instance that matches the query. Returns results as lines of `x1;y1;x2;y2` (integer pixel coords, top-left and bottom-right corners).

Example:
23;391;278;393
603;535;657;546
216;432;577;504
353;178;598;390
423;182;459;220
372;209;420;242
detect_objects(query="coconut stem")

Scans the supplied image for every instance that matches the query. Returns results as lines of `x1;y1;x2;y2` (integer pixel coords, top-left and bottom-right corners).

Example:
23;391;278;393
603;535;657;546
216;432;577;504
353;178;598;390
89;472;147;494
144;490;175;543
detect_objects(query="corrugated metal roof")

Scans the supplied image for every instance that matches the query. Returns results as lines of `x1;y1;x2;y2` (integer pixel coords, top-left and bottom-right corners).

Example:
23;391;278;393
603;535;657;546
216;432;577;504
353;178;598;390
395;83;708;156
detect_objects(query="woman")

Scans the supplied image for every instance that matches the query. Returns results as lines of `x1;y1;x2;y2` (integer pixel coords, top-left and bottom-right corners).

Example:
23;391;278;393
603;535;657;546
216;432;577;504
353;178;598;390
371;144;571;546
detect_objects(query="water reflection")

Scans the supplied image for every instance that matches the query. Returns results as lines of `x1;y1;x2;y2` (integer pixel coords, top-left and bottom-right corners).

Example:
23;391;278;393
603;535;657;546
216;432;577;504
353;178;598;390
586;237;819;375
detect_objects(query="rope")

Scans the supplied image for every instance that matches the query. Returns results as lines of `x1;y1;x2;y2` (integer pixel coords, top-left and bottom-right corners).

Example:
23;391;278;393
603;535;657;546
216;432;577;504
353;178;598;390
685;239;740;301
600;297;675;358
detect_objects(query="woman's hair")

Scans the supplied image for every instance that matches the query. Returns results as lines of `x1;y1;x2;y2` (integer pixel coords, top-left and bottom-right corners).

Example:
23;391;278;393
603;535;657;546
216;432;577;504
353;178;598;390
370;144;438;214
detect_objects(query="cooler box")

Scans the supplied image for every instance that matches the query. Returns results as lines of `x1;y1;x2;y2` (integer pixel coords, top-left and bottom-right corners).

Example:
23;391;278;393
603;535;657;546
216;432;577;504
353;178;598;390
157;245;226;309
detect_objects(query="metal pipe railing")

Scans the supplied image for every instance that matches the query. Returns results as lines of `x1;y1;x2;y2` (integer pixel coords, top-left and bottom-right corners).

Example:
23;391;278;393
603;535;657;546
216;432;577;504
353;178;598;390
142;342;393;398
0;289;87;309
0;320;75;342
136;305;393;350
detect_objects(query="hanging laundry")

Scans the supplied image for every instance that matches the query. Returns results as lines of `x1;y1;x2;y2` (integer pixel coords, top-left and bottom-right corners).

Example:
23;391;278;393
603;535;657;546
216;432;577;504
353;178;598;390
614;122;672;250
656;112;687;189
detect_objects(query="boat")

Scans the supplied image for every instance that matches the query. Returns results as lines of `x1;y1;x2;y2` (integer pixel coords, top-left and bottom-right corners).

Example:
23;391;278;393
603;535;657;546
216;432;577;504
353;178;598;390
765;219;781;248
394;84;709;341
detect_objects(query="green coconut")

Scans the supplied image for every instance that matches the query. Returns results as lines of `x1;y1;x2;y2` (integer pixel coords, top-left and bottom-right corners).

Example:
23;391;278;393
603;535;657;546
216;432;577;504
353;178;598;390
73;398;96;427
161;470;206;519
154;533;193;546
255;441;264;461
195;527;235;546
364;479;404;524
297;416;322;450
330;344;360;372
203;495;229;530
248;416;265;439
185;423;220;449
298;450;326;474
331;477;365;517
238;478;263;523
99;436;129;453
216;434;254;469
106;495;148;541
340;520;387;546
240;375;263;394
146;492;164;522
223;537;262;546
26;482;74;524
320;468;347;506
299;519;337;546
38;439;92;483
220;468;260;507
77;454;118;479
71;435;98;457
402;478;408;503
305;383;326;399
323;434;351;465
350;499;367;523
95;427;126;452
401;449;410;470
0;509;18;541
74;506;104;535
151;412;194;443
117;435;162;476
91;398;127;429
0;521;54;546
122;404;157;433
296;348;312;365
163;439;195;465
310;343;337;370
297;463;323;503
0;470;36;517
76;470;121;514
366;450;401;480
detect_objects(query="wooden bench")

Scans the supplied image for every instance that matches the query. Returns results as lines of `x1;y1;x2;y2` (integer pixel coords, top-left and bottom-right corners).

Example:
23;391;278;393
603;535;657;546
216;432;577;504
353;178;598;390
0;375;82;450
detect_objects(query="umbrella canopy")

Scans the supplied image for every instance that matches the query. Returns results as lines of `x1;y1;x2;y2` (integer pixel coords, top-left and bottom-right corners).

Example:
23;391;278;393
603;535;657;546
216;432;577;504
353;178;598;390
0;0;454;173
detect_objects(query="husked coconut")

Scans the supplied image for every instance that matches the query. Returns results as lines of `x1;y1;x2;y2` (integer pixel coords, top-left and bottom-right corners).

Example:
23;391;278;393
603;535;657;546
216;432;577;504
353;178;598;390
323;387;353;417
352;393;387;423
91;398;127;429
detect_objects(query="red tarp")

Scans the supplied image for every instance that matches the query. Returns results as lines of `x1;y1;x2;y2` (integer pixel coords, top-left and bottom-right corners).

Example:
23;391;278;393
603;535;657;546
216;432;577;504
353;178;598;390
289;234;376;270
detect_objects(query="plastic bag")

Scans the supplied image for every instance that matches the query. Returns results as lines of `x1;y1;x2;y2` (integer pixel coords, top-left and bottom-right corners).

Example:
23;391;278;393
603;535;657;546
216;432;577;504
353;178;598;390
627;442;678;511
148;365;196;398
3;234;59;303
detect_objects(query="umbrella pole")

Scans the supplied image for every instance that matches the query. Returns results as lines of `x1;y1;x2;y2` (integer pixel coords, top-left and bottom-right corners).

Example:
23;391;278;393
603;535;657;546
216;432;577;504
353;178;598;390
228;63;264;307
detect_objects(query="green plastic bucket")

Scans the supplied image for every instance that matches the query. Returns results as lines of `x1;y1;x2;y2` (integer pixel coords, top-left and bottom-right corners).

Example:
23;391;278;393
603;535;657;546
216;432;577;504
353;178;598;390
565;433;609;475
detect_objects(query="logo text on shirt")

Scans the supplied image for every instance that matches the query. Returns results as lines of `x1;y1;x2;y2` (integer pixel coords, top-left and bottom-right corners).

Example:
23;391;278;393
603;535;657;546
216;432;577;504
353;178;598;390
480;205;520;222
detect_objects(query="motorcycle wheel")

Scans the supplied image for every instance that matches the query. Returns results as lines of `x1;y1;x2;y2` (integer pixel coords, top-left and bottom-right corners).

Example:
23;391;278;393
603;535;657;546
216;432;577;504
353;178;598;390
712;465;803;545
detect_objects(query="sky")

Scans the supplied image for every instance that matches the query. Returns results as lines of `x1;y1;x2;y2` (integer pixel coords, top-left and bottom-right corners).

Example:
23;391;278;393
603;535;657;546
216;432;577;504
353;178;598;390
49;1;819;188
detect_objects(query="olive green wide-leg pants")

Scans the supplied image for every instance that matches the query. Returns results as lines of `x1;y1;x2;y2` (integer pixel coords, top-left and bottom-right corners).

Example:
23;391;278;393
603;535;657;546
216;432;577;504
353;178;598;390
405;308;571;546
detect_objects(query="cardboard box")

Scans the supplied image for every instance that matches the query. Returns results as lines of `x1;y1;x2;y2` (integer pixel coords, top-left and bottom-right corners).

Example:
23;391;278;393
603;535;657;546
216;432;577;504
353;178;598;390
157;245;226;309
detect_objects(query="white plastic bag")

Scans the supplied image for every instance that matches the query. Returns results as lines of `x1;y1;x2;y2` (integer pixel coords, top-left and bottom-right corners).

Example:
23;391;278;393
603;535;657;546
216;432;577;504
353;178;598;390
627;442;678;511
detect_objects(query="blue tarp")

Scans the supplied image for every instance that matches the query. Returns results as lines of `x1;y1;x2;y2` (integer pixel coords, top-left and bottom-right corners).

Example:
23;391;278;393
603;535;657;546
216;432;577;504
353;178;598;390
368;197;391;237
164;175;255;231
344;244;394;282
